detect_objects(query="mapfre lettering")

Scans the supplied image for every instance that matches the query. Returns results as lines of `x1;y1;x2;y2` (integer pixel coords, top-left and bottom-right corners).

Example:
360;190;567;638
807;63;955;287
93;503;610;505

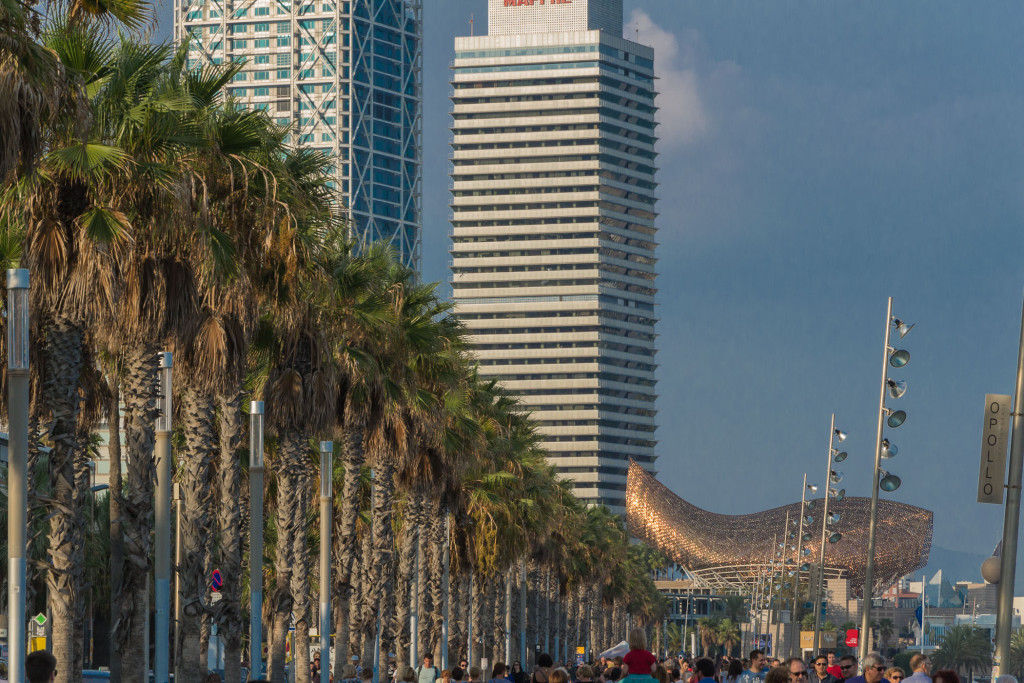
505;0;572;6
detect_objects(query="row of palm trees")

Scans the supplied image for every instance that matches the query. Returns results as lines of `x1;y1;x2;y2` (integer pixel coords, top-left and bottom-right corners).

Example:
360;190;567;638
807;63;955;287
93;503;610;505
0;4;670;683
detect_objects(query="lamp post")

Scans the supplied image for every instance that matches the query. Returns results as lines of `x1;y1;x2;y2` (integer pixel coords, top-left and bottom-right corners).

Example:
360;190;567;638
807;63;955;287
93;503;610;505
6;268;29;683
812;416;847;654
791;474;815;657
859;298;912;660
995;300;1024;676
174;482;183;683
154;352;172;683
250;401;265;677
319;441;333;683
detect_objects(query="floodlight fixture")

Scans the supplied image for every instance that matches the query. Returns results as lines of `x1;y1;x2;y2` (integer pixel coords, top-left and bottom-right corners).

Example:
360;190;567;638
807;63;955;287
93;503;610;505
887;410;907;429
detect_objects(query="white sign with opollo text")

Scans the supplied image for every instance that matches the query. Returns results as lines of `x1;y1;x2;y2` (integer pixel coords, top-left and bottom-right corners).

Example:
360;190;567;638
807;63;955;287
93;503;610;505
978;393;1012;504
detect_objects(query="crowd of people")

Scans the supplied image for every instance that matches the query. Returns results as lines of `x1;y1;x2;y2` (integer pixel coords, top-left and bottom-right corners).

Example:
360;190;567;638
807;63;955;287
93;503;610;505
13;630;1015;683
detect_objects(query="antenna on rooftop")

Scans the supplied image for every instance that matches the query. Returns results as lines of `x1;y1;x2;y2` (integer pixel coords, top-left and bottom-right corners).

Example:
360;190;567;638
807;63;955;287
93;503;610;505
470;12;474;36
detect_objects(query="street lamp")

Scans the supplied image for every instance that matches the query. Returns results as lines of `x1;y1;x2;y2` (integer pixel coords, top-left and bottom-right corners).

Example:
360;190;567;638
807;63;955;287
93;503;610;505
859;298;913;660
813;415;846;654
7;268;29;683
155;352;172;683
250;401;265;678
319;441;333;683
791;475;815;656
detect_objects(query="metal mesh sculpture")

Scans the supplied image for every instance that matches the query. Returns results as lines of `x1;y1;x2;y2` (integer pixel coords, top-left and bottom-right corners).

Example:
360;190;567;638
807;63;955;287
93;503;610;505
625;461;932;597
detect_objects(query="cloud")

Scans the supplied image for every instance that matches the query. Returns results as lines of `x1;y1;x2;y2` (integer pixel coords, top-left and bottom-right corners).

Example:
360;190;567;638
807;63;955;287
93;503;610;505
628;10;710;147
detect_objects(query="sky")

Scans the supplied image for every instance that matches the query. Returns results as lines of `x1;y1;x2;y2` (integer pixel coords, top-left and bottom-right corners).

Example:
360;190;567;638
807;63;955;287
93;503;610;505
157;2;1024;580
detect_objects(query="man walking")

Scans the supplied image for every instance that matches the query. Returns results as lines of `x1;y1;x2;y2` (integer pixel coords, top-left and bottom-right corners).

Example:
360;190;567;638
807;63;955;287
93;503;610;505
841;654;888;683
902;655;930;683
744;650;768;682
418;654;441;683
26;651;57;683
837;656;858;683
811;655;840;683
784;658;809;683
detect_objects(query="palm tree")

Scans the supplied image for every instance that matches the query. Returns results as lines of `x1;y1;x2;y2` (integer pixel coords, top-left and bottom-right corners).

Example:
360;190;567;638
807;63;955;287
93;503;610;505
878;618;894;650
932;624;992;679
716;619;741;657
698;617;719;657
1006;626;1024;680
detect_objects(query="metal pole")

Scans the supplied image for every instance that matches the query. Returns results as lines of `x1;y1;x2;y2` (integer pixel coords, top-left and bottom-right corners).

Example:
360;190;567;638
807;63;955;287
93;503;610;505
174;483;183;683
154;352;172;683
995;297;1024;676
250;402;265;678
520;561;527;667
791;473;807;657
411;536;419;665
505;567;513;663
544;568;551;655
468;572;475;669
6;269;29;683
813;415;836;654
860;297;893;661
320;441;333;683
442;511;450;670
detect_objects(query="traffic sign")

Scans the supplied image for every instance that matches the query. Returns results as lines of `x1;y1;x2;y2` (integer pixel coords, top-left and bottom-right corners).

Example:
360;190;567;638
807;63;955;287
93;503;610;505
33;613;46;627
211;569;223;592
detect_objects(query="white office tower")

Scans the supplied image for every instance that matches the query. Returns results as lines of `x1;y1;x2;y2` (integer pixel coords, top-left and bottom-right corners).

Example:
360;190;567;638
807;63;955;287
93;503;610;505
175;0;422;269
450;0;659;512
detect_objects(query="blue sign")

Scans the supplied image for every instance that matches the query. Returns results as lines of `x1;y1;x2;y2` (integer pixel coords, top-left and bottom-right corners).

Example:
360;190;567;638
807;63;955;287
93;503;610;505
212;569;223;592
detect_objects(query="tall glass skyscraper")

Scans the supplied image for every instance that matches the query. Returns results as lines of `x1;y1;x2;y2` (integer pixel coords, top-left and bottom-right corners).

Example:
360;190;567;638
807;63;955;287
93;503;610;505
175;0;422;269
449;0;659;512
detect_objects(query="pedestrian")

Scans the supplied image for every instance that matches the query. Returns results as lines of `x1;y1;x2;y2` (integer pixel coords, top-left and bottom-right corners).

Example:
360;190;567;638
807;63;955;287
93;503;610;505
470;667;483;683
655;666;670;683
578;666;595;683
842;654;887;683
535;655;555;683
783;658;808;683
419;655;442;683
362;668;375;683
884;669;903;683
931;673;958;683
765;669;789;683
623;628;658;678
724;660;744;683
811;655;839;683
550;671;569;683
693;659;716;683
743;651;767;683
453;668;467;683
26;651;57;683
340;665;360;683
441;670;453;683
312;656;322;681
513;663;531;683
826;655;842;681
902;656;930;683
837;657;857;682
491;663;511;683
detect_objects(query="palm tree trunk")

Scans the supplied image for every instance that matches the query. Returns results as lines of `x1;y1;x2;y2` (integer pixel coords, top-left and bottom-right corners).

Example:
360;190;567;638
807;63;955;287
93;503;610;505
293;471;313;683
178;387;218;683
118;346;160;683
359;527;376;666
269;444;299;683
418;506;432;659
40;321;87;683
334;422;365;666
352;528;372;661
588;586;600;657
107;376;124;682
217;391;246;683
471;573;482;665
530;564;540;665
365;457;398;671
395;492;421;671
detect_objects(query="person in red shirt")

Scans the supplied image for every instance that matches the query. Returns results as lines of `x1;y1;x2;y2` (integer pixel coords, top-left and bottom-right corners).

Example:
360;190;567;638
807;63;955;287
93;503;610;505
826;654;842;680
622;628;658;678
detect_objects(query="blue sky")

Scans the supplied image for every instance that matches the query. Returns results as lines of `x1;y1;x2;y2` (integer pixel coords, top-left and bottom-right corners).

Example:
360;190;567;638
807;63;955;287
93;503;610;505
158;1;1024;577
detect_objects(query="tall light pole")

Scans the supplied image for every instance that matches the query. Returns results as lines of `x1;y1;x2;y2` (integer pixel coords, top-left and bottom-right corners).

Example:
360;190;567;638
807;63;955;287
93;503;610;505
154;352;172;683
320;441;333;683
250;401;265;678
790;473;814;657
813;416;846;653
859;298;912;660
6;268;29;683
174;482;183;683
995;300;1024;676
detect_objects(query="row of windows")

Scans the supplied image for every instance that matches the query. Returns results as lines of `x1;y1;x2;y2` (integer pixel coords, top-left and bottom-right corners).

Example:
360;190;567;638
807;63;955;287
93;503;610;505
458;308;657;328
486;370;655;387
452;168;657;193
513;387;656;404
453;265;655;283
453;74;655;100
451;139;655;162
473;341;656;359
468;325;656;343
526;403;658;419
542;433;656;448
451;152;656;178
478;356;657;373
452;107;656;133
534;418;656;433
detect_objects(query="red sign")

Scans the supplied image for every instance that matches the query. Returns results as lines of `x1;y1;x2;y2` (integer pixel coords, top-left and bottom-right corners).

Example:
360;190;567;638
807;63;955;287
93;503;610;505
845;629;859;647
